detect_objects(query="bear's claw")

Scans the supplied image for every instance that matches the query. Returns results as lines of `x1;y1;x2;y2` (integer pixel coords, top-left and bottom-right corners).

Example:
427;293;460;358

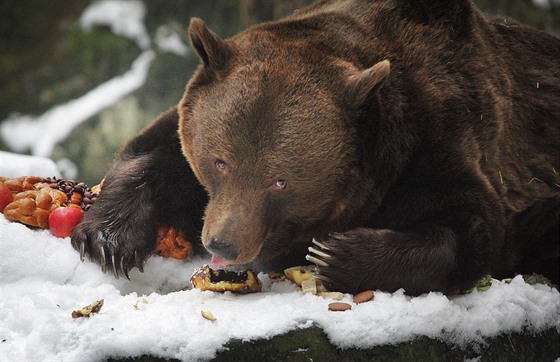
308;246;330;259
119;256;130;280
305;254;330;267
79;241;86;262
111;254;118;279
306;238;333;267
91;246;133;280
134;250;144;273
312;238;331;251
99;245;107;274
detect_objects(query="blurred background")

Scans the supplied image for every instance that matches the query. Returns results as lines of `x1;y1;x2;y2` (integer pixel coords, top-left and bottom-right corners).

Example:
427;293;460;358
1;0;558;186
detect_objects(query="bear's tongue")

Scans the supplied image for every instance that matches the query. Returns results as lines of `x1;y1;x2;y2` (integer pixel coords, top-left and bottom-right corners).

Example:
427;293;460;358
210;255;230;267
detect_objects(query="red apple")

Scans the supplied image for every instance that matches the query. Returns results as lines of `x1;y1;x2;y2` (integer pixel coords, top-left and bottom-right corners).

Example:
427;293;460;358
48;206;84;238
0;183;14;212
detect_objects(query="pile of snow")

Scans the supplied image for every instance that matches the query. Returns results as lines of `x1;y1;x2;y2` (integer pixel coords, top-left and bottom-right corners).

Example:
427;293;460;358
0;215;558;361
80;0;150;50
0;151;61;179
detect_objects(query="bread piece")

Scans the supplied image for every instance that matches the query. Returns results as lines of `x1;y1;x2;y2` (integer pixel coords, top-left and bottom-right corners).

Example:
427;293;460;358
190;265;261;293
3;188;67;228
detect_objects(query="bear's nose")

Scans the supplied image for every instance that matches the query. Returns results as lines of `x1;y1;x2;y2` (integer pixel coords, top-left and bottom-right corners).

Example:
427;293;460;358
206;236;240;261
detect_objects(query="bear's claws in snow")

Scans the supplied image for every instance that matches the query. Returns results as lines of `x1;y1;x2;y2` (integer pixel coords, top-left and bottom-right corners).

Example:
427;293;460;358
76;240;146;280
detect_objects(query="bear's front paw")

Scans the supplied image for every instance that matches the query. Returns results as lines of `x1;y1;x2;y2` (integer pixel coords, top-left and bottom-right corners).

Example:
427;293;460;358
71;209;155;280
306;232;372;294
308;226;458;295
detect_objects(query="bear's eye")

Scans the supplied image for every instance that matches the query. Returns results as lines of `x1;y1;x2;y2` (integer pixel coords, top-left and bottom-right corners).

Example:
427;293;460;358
215;159;227;172
274;179;287;190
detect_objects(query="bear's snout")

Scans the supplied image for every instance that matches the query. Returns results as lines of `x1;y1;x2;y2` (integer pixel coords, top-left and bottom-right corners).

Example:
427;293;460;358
206;236;240;261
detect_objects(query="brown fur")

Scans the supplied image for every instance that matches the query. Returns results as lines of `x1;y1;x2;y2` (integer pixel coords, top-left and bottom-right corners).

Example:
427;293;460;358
73;0;559;295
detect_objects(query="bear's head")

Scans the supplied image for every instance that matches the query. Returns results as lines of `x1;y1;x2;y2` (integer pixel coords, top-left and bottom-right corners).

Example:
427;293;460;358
178;18;390;265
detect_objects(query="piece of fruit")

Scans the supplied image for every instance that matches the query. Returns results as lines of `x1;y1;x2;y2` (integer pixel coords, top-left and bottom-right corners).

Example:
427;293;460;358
201;310;217;321
155;226;193;259
0;183;14;212
48;206;84;237
284;265;316;286
71;299;104;318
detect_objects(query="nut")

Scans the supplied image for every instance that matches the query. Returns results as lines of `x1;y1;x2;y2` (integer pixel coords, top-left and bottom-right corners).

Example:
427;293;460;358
201;310;217;321
352;290;374;304
328;302;352;312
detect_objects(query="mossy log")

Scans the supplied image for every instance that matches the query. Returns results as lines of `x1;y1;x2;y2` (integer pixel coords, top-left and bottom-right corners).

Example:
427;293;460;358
110;327;559;361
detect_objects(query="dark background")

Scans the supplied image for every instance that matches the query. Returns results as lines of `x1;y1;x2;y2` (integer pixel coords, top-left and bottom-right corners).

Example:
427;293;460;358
1;0;558;185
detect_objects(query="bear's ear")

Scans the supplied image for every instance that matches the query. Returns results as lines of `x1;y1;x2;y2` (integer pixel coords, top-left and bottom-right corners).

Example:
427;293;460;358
188;18;232;71
345;60;390;109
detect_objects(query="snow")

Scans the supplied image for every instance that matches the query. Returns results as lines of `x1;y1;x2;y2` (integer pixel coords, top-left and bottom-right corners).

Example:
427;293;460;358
0;50;154;158
0;214;559;361
155;25;189;56
0;151;61;179
80;0;150;50
533;0;560;9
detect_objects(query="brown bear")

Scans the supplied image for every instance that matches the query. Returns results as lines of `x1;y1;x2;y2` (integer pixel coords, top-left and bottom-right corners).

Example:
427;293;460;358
72;0;559;295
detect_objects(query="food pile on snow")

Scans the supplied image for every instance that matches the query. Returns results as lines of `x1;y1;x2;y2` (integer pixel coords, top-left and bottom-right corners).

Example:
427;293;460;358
0;175;192;258
0;176;94;237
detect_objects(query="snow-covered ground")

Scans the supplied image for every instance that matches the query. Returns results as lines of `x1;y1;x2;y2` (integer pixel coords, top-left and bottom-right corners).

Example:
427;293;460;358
0;214;559;361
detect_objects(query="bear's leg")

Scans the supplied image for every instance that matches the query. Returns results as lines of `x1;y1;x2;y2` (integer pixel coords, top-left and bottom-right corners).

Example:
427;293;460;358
71;109;208;278
308;219;493;295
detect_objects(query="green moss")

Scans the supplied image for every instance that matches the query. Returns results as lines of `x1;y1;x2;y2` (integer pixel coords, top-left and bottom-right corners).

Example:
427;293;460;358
106;327;559;361
213;327;559;362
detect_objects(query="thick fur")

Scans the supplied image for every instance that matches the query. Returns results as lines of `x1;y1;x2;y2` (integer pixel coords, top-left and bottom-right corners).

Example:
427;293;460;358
73;0;559;295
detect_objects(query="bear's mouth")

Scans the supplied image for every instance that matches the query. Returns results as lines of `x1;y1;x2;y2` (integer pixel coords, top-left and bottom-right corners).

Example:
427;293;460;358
206;236;266;267
210;254;230;267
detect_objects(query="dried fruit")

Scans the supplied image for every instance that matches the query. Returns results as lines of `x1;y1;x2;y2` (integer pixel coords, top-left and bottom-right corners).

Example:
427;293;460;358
284;265;316;286
71;299;104;318
301;278;317;294
90;178;104;194
201;310;217;321
155;226;193;259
